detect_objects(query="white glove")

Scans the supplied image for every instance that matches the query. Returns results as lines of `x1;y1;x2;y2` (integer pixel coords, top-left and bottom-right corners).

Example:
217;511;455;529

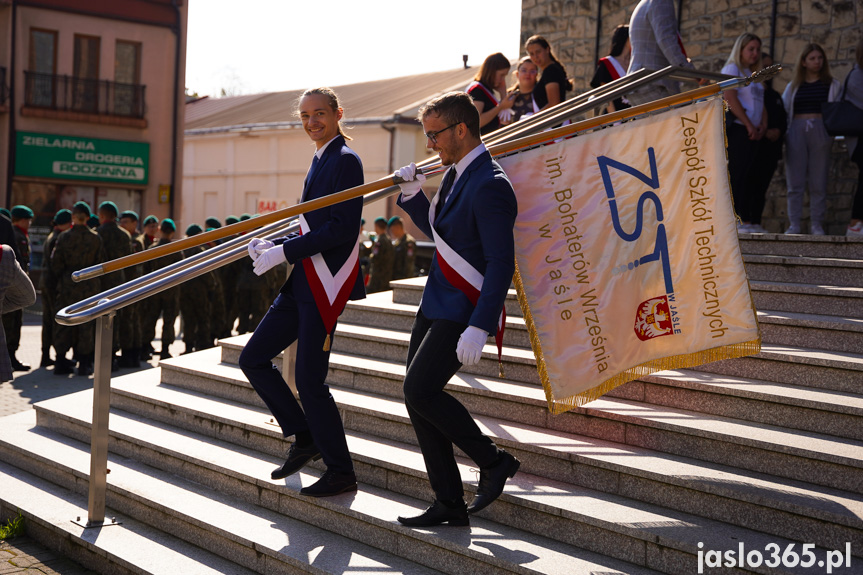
456;326;488;366
394;163;426;201
253;245;286;276
247;238;274;262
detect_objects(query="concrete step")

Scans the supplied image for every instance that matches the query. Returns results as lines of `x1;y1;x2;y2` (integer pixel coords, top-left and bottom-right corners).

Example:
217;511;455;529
102;367;863;558
390;277;525;318
750;281;863;319
742;253;863;287
159;348;863;497
18;395;670;575
737;233;863;260
343;291;530;348
756;310;863;353
0;462;257;575
689;343;863;393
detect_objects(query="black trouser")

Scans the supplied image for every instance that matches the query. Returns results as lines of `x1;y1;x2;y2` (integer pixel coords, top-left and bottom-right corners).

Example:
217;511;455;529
749;137;783;226
238;290;353;475
403;309;500;501
727;122;758;222
853;142;863;221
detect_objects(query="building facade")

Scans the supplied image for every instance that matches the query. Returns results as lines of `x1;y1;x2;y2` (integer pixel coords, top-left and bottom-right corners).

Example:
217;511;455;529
0;0;187;273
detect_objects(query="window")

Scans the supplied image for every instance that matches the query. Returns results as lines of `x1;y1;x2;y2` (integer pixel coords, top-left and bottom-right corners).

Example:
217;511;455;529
28;29;57;106
114;40;141;116
73;35;101;112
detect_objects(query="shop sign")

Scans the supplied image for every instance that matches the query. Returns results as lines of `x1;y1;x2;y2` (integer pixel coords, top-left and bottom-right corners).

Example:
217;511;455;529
15;132;149;185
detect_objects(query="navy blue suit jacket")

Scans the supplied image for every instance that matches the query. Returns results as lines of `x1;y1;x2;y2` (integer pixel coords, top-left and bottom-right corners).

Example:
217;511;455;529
398;150;517;334
275;135;366;303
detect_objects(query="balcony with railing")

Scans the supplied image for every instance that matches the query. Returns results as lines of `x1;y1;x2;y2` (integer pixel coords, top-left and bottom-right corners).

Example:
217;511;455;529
22;71;147;127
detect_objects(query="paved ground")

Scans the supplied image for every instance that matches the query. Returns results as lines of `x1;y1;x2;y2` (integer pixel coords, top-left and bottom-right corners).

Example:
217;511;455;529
0;299;184;574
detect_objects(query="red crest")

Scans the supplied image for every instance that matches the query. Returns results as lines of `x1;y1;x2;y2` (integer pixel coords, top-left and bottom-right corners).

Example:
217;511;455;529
634;296;674;341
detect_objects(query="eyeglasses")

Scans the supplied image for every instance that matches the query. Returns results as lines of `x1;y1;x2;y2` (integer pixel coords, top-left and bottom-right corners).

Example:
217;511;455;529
424;122;459;144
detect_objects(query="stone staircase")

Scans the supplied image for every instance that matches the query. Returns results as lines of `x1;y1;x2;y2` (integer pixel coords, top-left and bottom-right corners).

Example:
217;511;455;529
1;232;862;574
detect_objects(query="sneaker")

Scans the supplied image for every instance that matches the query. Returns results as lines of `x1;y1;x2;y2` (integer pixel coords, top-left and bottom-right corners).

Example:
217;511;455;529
847;222;863;237
785;224;802;235
748;224;767;233
737;223;754;234
810;223;826;235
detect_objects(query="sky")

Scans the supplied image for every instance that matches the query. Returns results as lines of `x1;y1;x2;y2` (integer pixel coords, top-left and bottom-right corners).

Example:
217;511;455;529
185;0;524;97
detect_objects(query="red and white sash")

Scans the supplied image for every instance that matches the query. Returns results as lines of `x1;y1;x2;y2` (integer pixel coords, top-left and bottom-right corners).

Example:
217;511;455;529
466;81;499;106
600;56;625;80
298;213;360;350
429;186;506;374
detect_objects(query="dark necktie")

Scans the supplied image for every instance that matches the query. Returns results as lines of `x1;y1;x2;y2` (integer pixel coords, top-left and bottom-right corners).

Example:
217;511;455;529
435;167;456;219
303;155;320;200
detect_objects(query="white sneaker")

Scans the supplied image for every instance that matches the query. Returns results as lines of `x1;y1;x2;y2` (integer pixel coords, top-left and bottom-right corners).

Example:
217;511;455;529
810;223;826;235
785;224;802;234
847;221;863;237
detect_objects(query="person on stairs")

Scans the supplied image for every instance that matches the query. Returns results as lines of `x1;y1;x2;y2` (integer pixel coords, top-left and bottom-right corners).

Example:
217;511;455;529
393;92;520;527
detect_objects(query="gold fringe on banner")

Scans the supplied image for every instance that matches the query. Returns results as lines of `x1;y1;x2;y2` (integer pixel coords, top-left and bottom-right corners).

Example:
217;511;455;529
513;258;762;415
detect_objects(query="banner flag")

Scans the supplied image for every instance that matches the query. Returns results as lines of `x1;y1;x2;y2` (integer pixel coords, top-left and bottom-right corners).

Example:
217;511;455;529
496;97;760;414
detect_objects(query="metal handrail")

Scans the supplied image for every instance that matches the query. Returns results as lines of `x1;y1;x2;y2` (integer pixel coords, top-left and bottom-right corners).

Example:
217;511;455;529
57;62;748;527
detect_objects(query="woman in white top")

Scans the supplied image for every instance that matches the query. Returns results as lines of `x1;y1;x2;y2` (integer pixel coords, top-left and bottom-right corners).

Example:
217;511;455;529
781;43;841;235
722;33;766;233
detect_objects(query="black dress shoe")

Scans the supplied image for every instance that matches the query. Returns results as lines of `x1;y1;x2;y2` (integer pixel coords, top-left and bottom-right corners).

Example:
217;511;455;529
299;470;357;497
77;361;94;377
467;450;520;514
398;500;469;527
53;358;75;376
40;353;54;368
271;442;322;480
10;356;30;372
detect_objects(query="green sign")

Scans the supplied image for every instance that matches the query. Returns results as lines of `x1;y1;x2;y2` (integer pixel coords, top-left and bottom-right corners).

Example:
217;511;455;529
15;131;149;185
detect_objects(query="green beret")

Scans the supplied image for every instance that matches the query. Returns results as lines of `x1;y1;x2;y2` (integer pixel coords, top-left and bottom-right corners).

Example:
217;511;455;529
87;215;100;228
11;205;34;219
186;223;203;236
160;218;176;232
54;209;72;226
0;208;10;220
143;215;158;226
374;217;387;226
387;216;403;227
361;218;366;225
73;201;91;217
239;213;252;221
98;201;118;216
225;215;240;225
119;210;139;221
205;217;222;229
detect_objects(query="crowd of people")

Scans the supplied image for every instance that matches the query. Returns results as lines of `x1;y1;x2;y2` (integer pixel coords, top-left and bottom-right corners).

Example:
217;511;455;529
462;6;863;237
360;215;417;294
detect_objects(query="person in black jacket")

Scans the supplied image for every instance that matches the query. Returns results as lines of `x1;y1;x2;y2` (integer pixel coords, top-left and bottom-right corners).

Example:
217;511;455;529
747;52;788;233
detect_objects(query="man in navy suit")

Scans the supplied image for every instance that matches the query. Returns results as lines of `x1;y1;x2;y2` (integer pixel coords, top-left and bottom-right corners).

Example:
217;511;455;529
240;88;364;497
394;92;520;526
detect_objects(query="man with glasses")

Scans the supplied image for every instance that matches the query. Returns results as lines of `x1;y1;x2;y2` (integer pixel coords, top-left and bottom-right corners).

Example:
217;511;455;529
392;91;519;527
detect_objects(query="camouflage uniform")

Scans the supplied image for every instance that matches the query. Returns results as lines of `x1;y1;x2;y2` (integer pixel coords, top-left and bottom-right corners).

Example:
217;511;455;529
51;225;104;361
2;225;30;355
219;257;243;338
391;233;417;280
121;232;147;364
97;221;132;352
143;239;183;355
366;231;395;293
236;257;270;334
39;227;63;360
179;245;215;352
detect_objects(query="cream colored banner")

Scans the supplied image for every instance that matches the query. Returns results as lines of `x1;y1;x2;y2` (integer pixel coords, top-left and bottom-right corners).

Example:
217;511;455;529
497;97;760;414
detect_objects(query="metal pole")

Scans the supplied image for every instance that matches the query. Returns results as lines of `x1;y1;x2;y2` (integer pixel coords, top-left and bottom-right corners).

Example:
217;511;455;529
87;312;114;525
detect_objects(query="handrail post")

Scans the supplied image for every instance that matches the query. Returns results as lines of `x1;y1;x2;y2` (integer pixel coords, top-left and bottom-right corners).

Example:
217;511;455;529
87;311;114;526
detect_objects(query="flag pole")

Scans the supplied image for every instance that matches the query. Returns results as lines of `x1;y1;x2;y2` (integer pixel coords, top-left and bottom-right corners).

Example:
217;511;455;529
73;65;779;283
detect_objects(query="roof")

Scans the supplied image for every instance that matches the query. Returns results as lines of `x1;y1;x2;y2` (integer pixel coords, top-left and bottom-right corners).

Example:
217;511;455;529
184;67;477;132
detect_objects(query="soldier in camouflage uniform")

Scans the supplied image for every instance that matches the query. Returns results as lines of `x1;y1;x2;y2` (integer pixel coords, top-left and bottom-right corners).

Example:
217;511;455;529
4;205;34;372
144;219;183;359
51;202;105;376
97;201;132;370
203;217;229;341
138;215;160;357
119;210;146;367
220;215;242;337
367;216;395;293
388;216;416;281
39;209;72;368
179;224;214;353
236;254;271;334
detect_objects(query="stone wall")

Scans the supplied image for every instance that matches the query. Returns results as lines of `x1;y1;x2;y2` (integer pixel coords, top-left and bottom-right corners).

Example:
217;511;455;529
520;0;863;233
